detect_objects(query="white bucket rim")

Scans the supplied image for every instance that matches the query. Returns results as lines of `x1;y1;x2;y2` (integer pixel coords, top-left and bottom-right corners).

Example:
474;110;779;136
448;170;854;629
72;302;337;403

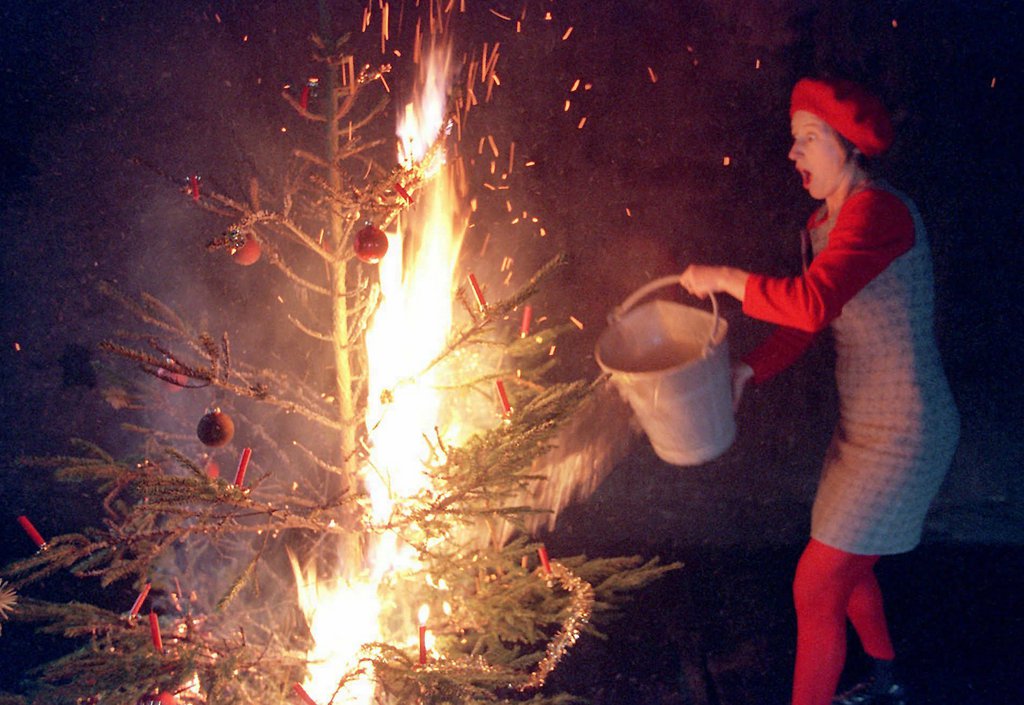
595;276;724;378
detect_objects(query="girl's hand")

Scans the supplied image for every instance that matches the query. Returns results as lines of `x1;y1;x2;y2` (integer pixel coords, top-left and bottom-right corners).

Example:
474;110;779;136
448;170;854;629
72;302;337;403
678;265;719;299
678;265;750;302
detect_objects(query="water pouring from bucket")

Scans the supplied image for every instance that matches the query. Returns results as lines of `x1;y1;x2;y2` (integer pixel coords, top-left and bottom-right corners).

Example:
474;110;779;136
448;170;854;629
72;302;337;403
595;275;736;466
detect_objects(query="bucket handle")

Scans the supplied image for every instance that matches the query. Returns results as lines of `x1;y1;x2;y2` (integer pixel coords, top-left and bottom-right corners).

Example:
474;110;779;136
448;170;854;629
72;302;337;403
610;275;721;353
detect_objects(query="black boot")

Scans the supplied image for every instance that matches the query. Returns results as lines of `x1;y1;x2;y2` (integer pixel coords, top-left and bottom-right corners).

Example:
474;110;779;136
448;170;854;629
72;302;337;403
832;658;908;705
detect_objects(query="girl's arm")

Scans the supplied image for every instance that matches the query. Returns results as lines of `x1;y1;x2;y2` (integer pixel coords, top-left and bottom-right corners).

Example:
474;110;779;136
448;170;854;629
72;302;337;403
743;189;914;332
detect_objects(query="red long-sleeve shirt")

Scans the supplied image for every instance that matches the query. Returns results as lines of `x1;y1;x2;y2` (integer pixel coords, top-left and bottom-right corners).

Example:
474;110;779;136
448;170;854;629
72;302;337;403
742;188;915;385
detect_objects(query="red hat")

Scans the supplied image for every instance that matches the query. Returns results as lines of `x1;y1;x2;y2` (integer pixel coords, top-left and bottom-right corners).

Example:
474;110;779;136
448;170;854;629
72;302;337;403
790;78;893;157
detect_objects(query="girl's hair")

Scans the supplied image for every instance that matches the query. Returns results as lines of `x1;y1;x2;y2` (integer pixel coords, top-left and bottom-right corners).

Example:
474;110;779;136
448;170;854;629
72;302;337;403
833;130;865;170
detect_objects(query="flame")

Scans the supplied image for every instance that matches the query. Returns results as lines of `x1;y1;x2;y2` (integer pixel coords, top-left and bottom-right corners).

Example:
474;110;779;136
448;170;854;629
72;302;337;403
289;555;380;704
294;39;478;703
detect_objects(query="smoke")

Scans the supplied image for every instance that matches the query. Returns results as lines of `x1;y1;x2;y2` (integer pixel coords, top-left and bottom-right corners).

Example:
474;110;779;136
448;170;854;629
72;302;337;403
497;380;638;546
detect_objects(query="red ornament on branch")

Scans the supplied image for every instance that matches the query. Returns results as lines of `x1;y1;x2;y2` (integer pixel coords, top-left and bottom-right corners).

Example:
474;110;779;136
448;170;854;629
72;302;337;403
292;684;319;705
233;447;252;487
196;409;235;447
520;304;533;337
128;582;152;619
495;379;512;417
156;367;189;391
299;77;318;111
149;611;163;653
468;273;487;311
538;545;552;574
395;182;414;204
17;515;47;550
230;236;262;266
137;693;178;705
354;225;388;263
204;457;220;479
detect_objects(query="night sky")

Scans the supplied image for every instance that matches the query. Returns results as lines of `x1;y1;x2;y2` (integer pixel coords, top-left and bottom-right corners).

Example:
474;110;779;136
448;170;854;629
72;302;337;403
1;0;1023;700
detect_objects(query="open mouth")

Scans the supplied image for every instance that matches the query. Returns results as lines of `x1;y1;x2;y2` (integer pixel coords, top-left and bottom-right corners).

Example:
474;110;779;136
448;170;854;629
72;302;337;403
799;169;811;188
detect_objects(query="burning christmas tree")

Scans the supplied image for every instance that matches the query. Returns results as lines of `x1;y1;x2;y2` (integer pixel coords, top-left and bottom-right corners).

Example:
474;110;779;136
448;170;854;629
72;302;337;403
3;4;675;704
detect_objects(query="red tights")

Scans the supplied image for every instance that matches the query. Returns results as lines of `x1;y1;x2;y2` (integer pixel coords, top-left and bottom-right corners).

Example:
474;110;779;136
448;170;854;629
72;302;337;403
791;539;895;705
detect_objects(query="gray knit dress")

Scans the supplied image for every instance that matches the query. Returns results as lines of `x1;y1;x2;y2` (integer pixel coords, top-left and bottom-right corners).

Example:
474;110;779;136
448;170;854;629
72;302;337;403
808;186;960;555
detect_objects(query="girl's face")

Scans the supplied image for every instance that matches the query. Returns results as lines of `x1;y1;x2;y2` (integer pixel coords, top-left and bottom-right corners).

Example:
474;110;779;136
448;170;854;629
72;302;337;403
788;110;855;203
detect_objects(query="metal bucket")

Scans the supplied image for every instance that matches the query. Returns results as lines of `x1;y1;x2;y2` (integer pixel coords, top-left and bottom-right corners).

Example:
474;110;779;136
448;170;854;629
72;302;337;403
595;276;735;466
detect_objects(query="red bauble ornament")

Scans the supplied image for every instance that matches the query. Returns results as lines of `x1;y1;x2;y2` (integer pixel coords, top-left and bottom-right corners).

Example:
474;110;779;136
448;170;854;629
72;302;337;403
231;237;261;266
156;367;189;392
204;458;220;479
136;693;178;705
197;410;235;447
354;225;388;263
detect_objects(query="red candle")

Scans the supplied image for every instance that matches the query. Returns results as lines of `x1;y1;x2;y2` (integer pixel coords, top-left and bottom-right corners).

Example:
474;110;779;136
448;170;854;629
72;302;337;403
189;175;200;202
149;611;163;653
538;545;551;574
129;582;152;618
291;683;319;705
395;182;414;203
495;379;512;417
17;515;47;549
468;273;487;310
233;447;252;487
300;84;310;110
418;604;429;665
520;305;533;337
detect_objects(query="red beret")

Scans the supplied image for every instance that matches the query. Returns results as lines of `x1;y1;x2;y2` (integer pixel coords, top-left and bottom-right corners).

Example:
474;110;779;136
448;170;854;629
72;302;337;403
790;78;893;157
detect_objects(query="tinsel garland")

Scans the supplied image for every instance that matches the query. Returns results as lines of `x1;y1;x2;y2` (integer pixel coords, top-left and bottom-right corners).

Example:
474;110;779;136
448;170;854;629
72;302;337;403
415;559;593;697
515;560;594;691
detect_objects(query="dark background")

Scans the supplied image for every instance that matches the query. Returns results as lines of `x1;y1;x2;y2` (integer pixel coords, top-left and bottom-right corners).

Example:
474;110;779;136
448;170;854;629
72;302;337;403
2;1;1022;703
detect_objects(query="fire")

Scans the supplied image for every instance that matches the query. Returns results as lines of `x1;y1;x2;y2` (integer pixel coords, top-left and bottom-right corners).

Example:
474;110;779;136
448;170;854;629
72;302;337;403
294;40;481;703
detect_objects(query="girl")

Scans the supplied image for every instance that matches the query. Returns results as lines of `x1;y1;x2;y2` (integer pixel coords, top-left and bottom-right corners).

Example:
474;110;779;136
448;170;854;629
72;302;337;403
679;78;959;705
